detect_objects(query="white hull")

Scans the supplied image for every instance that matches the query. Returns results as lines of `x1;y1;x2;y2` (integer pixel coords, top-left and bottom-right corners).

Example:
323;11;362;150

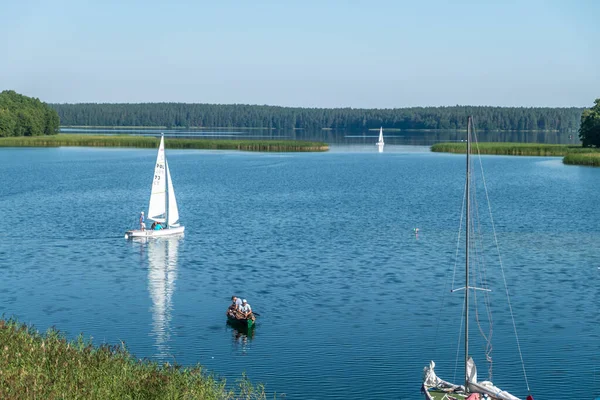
125;226;185;239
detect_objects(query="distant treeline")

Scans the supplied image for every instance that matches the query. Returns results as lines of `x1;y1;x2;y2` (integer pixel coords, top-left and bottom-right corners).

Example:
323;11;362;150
51;103;584;132
0;90;59;137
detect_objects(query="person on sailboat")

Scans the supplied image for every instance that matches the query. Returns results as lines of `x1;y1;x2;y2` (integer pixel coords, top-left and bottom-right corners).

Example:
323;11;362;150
139;211;146;231
154;222;163;230
240;299;255;321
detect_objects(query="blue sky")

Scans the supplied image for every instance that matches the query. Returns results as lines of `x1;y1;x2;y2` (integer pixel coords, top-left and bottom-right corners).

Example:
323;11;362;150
1;0;598;107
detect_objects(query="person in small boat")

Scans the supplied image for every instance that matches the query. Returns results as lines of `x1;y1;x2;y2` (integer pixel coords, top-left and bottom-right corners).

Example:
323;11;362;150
240;299;255;321
154;222;163;230
227;296;243;318
139;211;146;231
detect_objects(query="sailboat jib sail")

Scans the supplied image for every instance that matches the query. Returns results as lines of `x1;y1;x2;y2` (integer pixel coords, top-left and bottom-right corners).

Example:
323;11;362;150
125;134;185;239
166;161;180;227
421;117;532;400
148;136;167;223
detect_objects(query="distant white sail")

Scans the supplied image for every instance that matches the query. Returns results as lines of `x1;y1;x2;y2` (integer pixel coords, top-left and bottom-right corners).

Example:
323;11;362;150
148;136;167;223
166;161;180;227
377;127;384;146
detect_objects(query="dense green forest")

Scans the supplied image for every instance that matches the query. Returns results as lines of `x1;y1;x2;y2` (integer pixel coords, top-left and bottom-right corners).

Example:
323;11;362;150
579;98;600;147
0;91;59;137
51;103;583;132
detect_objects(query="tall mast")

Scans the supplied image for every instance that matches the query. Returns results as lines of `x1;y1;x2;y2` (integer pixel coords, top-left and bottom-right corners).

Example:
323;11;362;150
465;116;472;390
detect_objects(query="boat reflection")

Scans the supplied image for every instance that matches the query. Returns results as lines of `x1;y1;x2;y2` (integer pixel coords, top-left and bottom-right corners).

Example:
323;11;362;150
226;320;255;355
143;235;183;359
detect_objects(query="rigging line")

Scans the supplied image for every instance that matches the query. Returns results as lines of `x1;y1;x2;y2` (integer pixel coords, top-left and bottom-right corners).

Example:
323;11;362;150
452;180;468;291
471;125;495;380
471;170;494;334
471;181;495;380
453;294;466;385
434;176;468;349
472;119;531;392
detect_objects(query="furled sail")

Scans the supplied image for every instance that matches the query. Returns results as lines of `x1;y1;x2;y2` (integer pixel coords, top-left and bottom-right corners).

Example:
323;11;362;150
148;136;167;223
166;160;180;227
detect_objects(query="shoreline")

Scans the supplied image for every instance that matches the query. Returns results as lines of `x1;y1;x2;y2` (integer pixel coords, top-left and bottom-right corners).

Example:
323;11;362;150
0;134;329;152
431;142;600;166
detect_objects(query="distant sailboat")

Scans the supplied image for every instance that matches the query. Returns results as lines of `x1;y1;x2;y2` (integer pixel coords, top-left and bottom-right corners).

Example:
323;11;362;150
125;134;185;239
376;127;385;147
421;117;534;400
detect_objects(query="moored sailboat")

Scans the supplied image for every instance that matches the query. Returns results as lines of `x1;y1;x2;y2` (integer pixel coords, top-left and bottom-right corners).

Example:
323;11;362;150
125;134;185;239
421;117;533;400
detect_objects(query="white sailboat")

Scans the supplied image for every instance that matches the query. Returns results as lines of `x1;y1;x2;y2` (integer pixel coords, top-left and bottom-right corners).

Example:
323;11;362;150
125;134;185;239
376;126;385;151
421;117;534;400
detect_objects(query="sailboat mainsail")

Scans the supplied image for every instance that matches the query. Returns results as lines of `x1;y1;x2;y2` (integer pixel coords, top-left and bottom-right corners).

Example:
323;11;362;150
421;117;533;400
148;136;167;223
125;134;185;239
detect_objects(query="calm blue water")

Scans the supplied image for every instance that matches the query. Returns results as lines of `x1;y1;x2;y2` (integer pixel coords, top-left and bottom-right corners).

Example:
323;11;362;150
0;145;598;399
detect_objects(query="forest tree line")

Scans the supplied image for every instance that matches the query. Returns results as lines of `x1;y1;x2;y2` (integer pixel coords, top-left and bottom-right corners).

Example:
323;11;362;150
51;103;584;132
0;91;59;137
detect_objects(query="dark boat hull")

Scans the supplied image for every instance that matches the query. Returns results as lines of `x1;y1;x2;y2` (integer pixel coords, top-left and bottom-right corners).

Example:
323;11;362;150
227;315;255;329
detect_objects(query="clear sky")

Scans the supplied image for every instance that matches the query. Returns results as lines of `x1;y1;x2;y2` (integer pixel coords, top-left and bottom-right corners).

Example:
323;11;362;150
1;0;598;107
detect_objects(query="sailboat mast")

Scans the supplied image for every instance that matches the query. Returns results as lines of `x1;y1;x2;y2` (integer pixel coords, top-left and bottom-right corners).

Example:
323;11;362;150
465;116;472;390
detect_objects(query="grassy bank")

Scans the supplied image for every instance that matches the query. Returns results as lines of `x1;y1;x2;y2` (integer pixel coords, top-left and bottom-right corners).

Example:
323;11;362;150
431;142;572;156
0;134;329;152
563;153;600;166
431;142;600;166
0;318;266;399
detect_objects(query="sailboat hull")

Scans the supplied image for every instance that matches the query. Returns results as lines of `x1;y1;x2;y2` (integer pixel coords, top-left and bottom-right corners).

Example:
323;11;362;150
125;226;185;240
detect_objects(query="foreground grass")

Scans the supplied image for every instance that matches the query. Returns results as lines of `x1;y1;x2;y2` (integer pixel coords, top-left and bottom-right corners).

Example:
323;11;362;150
431;142;600;166
0;134;328;152
0;318;266;400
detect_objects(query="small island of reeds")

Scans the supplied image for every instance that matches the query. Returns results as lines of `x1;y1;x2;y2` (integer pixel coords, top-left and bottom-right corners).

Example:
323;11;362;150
0;134;329;152
0;318;266;399
431;142;600;166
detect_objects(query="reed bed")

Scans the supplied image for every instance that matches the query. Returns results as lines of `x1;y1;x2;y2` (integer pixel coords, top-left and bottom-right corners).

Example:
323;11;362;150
563;153;600;166
432;142;600;166
431;142;571;156
0;318;266;400
0;134;329;152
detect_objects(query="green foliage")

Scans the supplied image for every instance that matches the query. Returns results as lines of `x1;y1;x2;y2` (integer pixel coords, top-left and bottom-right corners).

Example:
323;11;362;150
0;318;267;399
0;90;59;137
0;134;329;152
579;99;600;147
51;103;584;132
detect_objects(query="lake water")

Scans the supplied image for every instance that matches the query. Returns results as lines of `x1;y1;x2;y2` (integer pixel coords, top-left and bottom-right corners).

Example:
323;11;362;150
60;127;581;146
0;145;598;399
